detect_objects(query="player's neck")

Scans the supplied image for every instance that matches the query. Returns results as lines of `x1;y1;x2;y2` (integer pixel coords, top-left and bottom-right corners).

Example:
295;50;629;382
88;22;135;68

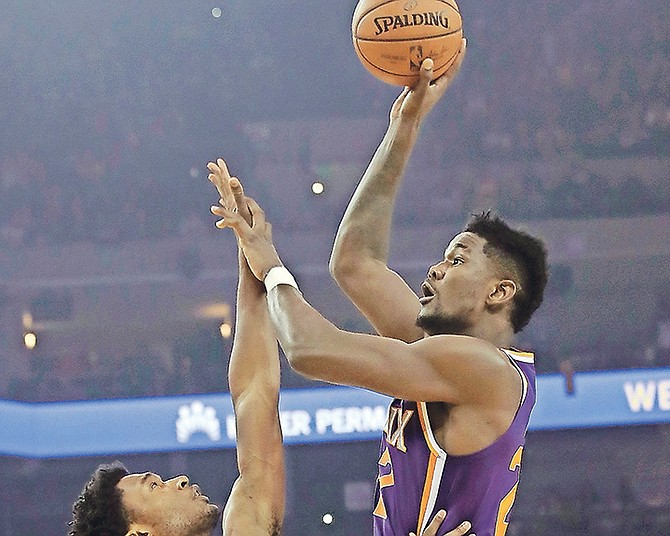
467;319;515;349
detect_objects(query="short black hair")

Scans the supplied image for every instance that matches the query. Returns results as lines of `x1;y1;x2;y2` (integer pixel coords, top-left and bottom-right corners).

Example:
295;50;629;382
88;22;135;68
464;212;548;333
68;461;130;536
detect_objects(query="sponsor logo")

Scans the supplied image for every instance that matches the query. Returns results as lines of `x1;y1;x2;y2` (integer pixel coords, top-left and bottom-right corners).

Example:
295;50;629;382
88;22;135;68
374;11;452;36
624;380;670;412
176;401;221;443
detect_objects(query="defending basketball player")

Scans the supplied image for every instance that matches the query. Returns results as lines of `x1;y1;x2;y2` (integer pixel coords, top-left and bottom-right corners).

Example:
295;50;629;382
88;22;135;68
66;163;472;536
211;38;549;536
67;169;283;536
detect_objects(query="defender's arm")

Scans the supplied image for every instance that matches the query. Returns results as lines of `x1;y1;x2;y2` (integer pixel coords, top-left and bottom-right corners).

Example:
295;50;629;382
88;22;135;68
208;161;285;536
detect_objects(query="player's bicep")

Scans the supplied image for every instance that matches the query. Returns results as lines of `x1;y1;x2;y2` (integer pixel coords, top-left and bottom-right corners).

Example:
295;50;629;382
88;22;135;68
294;332;502;404
333;259;423;342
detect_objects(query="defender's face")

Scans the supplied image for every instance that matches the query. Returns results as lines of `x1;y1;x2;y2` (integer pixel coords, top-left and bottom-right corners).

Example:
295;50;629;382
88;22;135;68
417;232;499;335
117;472;220;535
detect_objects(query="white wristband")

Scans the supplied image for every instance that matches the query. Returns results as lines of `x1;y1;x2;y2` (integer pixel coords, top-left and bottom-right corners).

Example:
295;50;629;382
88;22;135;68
264;266;300;294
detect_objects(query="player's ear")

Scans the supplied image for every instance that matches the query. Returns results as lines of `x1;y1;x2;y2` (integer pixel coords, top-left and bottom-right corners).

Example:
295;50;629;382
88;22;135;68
487;279;517;306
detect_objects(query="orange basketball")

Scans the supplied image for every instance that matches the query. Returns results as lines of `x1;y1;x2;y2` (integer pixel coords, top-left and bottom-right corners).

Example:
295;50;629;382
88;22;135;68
352;0;463;86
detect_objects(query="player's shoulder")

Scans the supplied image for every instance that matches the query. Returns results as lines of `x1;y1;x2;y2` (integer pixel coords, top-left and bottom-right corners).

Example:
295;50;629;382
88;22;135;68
418;334;503;357
415;334;513;374
501;347;535;363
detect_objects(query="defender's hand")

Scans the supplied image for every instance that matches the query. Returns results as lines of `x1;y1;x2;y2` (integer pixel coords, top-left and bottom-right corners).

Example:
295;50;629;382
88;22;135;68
207;158;252;226
211;196;282;282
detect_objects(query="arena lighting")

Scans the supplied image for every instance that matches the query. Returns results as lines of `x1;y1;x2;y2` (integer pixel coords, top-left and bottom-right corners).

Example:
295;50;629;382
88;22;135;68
22;311;33;329
211;7;222;18
219;322;232;339
322;513;334;525
24;332;37;350
311;181;325;195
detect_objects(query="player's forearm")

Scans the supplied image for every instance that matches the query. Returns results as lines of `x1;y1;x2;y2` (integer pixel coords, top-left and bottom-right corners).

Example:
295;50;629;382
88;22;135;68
228;252;279;400
331;117;420;271
266;286;346;379
266;286;401;390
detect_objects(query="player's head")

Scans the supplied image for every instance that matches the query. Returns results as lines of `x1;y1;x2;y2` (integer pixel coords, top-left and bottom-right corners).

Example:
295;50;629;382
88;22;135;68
69;462;220;536
417;212;548;336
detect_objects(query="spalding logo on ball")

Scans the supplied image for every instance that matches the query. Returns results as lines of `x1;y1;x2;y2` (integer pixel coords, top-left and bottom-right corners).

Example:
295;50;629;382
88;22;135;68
352;0;463;86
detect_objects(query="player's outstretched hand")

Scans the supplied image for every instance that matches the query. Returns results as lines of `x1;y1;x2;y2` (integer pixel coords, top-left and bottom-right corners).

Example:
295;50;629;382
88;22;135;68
211;196;283;283
390;37;467;126
409;510;475;536
206;157;252;225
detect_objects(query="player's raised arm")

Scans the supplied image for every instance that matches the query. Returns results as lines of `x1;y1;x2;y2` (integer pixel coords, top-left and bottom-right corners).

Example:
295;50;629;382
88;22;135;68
329;41;466;343
212;191;513;406
207;160;284;536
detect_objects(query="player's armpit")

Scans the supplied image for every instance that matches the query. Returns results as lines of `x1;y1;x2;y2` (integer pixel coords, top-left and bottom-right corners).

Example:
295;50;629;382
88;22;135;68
222;478;283;536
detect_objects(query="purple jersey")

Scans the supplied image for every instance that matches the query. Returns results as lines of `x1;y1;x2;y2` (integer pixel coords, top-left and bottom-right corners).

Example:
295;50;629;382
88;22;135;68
372;349;536;536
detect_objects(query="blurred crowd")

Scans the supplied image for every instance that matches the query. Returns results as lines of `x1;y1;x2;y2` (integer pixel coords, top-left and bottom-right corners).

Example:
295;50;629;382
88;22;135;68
0;0;668;248
0;0;669;401
3;325;317;403
4;285;670;403
0;2;669;535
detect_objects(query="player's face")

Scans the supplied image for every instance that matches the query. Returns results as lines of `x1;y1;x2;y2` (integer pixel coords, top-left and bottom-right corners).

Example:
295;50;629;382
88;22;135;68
117;472;220;535
417;232;499;336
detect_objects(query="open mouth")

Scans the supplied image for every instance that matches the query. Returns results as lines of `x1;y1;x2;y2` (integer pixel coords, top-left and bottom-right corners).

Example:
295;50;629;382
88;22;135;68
192;485;208;501
419;282;435;304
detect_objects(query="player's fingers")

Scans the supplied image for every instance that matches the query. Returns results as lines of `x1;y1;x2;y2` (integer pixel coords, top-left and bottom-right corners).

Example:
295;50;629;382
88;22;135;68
211;206;245;234
207;172;224;195
207;172;225;199
445;521;472;536
230;178;252;225
452;37;467;72
216;158;232;181
421;510;446;536
391;86;411;116
431;38;466;98
210;204;239;221
245;196;266;226
210;205;226;217
420;57;434;82
208;170;236;211
443;38;467;80
411;58;434;94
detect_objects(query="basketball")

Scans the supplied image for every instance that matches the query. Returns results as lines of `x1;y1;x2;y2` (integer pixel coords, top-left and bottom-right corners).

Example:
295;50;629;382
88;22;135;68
352;0;463;86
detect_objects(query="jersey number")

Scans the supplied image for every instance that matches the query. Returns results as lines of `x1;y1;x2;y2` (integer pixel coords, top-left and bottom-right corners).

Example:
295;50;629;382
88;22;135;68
373;447;395;519
494;446;524;536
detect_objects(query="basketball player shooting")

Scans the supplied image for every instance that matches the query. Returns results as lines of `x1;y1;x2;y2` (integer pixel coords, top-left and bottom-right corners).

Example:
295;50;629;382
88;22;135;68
66;162;473;536
211;39;550;536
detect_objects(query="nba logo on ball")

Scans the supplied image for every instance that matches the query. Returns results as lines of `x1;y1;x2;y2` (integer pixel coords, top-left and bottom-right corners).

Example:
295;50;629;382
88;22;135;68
409;46;423;72
352;0;463;86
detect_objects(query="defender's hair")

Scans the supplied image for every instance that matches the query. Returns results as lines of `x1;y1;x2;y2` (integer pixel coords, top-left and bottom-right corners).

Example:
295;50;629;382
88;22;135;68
68;461;130;536
465;211;548;332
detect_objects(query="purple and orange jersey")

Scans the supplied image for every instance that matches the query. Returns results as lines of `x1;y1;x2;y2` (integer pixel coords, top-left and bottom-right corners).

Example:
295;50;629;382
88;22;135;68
372;349;536;536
